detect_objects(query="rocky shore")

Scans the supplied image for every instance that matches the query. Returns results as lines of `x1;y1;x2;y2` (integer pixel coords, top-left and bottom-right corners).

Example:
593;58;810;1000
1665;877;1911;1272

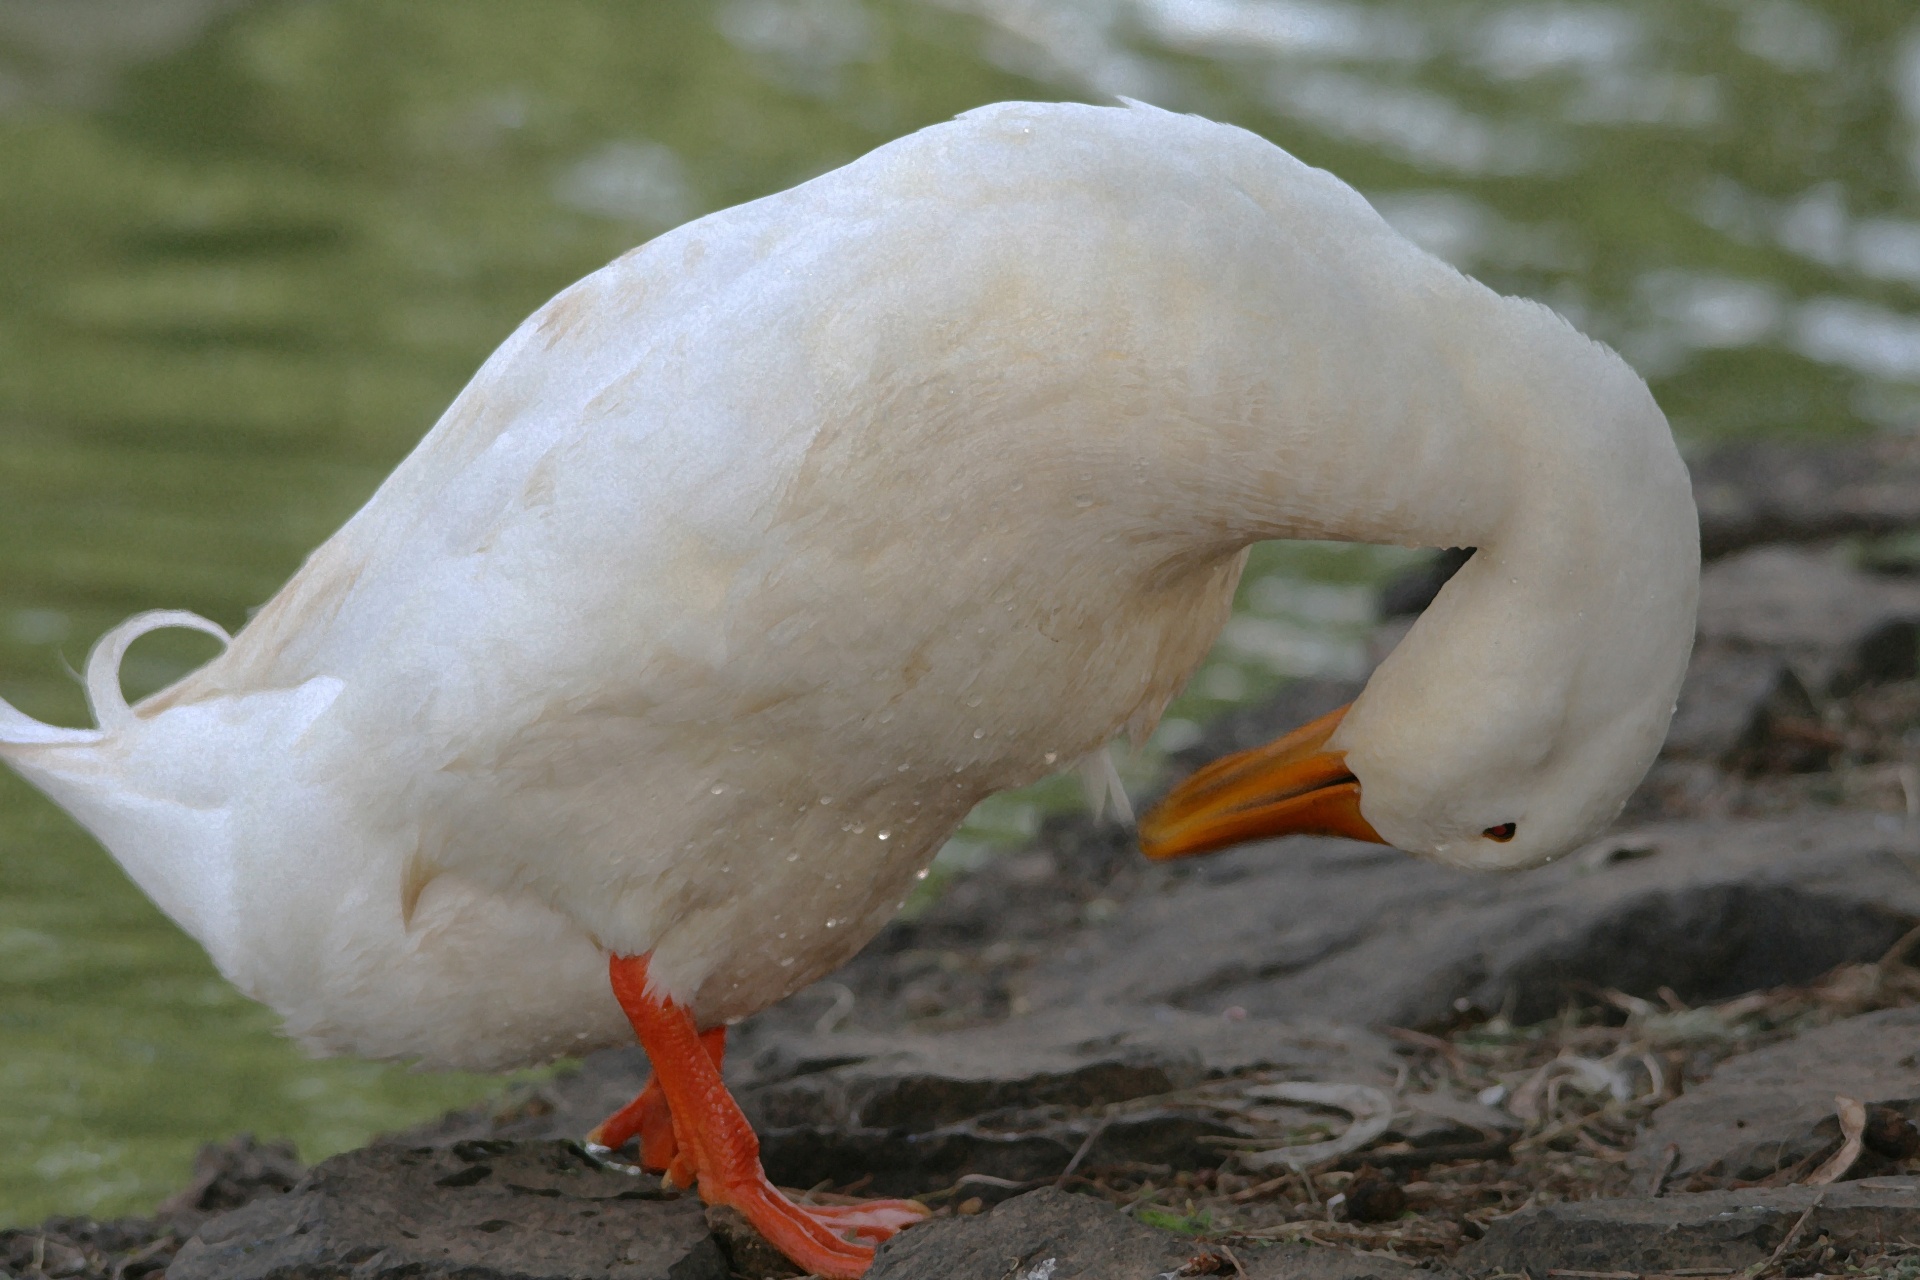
7;435;1920;1279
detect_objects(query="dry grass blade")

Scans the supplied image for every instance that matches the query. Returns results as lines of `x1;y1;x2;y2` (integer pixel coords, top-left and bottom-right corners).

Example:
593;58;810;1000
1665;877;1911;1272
1233;1083;1396;1171
1056;1111;1112;1187
1803;1097;1865;1186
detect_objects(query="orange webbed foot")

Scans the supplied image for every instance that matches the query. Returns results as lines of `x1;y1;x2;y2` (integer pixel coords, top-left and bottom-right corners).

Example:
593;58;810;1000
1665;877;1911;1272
592;954;928;1279
791;1198;929;1243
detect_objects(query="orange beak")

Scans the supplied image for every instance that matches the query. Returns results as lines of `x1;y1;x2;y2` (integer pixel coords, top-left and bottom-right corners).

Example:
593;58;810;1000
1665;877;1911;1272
1138;703;1387;860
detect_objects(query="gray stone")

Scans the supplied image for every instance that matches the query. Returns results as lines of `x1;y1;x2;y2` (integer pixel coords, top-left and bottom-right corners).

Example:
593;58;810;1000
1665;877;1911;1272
1661;646;1817;767
1394;1091;1520;1147
1025;811;1920;1028
737;1008;1401;1195
155;1135;305;1228
0;1217;182;1280
1696;544;1920;694
1457;1177;1920;1274
1634;1007;1920;1185
867;1187;1191;1279
0;1137;308;1280
414;1007;1403;1198
166;1140;726;1280
1691;437;1920;559
866;1187;1421;1280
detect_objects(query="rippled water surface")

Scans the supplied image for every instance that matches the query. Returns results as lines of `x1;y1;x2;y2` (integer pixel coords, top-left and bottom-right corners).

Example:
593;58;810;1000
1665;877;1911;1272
2;0;1916;1221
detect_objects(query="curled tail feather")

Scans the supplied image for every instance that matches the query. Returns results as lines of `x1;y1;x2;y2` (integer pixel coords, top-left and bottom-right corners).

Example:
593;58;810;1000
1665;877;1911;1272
0;610;230;749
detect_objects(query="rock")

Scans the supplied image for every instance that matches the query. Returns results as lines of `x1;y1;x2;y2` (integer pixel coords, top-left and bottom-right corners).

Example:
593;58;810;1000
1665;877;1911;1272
866;1186;1421;1279
703;1204;806;1278
1457;1177;1920;1274
1691;436;1920;559
1867;1105;1920;1159
434;812;1920;1183
737;1008;1400;1195
1659;646;1823;770
866;1187;1193;1279
0;1137;307;1280
1696;544;1920;694
1337;1172;1407;1223
166;1140;726;1280
154;1135;305;1229
0;1217;182;1280
1025;810;1920;1028
415;1007;1402;1198
1393;1090;1520;1149
1633;1008;1920;1186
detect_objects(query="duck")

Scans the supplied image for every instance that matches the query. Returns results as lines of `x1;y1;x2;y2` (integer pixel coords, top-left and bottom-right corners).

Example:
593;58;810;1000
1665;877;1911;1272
0;100;1698;1277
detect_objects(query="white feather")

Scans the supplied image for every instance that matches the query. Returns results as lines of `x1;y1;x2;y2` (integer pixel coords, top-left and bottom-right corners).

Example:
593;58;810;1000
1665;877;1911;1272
1077;746;1134;826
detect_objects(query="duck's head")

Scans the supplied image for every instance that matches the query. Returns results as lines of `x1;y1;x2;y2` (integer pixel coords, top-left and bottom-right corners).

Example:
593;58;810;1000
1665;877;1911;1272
1138;606;1684;874
1140;356;1699;873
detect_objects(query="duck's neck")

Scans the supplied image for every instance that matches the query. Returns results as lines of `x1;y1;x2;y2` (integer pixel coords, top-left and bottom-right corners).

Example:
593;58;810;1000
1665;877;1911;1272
1172;285;1699;861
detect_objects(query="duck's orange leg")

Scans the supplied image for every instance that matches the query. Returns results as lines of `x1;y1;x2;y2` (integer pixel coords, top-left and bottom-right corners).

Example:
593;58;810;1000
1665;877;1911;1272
587;1023;725;1183
594;953;927;1279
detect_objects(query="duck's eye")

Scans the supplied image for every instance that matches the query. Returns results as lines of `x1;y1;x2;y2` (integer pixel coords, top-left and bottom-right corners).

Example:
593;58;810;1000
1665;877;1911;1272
1483;823;1517;842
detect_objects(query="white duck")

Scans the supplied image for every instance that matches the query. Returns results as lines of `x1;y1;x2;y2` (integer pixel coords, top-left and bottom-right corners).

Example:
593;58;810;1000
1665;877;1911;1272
0;100;1697;1277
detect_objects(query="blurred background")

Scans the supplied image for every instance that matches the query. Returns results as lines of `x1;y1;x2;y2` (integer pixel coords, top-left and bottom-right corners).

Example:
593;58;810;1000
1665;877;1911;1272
0;0;1915;1225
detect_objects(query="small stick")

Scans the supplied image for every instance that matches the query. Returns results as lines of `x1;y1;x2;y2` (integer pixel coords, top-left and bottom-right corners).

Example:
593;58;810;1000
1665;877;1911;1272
1057;1112;1112;1187
954;1174;1041;1191
1748;1191;1824;1278
1228;1172;1294;1203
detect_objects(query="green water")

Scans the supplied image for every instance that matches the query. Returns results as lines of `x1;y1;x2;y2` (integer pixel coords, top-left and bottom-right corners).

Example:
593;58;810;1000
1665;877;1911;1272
0;0;1915;1222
